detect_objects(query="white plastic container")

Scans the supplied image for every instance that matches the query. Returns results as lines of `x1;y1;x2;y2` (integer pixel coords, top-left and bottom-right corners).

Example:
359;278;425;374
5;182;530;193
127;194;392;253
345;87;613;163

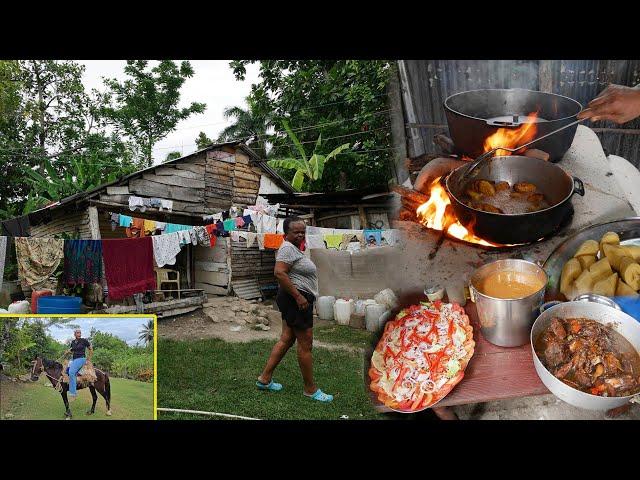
365;304;388;332
8;300;30;314
317;296;336;321
374;289;398;310
355;299;376;315
334;299;352;325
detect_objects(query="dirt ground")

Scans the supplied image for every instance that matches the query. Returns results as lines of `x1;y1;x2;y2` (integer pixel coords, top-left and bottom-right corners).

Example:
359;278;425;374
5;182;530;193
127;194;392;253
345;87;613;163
158;296;349;350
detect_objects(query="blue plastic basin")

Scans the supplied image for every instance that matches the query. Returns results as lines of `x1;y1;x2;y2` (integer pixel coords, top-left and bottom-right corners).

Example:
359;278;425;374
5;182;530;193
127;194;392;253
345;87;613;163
37;296;83;314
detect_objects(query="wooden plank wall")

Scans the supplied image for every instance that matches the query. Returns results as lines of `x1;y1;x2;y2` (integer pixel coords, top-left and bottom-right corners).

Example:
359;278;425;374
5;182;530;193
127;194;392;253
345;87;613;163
230;241;276;285
29;210;91;239
204;148;262;210
194;238;230;296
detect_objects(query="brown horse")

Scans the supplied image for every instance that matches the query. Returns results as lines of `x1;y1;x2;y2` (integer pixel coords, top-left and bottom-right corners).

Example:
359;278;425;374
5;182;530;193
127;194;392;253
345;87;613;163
31;355;112;419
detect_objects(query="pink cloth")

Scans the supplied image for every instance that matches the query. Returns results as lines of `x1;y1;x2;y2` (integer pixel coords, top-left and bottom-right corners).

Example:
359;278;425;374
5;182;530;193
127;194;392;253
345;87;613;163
102;237;157;300
235;216;245;228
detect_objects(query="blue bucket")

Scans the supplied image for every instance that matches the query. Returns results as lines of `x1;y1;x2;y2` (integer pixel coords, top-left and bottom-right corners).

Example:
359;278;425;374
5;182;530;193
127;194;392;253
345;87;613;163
37;296;83;314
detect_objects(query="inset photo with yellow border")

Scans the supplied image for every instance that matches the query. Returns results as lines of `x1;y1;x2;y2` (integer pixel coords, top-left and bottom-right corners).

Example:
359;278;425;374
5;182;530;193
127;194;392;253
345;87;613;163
0;314;156;421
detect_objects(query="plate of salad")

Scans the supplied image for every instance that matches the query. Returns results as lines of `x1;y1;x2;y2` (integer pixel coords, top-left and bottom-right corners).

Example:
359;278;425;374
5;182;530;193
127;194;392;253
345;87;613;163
368;300;475;412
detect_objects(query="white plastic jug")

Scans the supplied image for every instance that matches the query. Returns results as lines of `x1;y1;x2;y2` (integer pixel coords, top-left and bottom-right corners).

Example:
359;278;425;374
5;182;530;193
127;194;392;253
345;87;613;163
354;299;376;316
334;299;351;325
374;289;398;310
317;296;336;321
365;304;388;332
8;300;30;314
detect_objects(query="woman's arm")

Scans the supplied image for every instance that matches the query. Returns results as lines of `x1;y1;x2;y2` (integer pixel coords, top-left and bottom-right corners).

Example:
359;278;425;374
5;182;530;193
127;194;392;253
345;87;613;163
274;261;309;311
578;84;640;124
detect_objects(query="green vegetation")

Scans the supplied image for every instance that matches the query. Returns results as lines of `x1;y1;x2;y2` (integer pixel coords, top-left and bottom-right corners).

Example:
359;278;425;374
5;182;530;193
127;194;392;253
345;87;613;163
314;324;375;350
157;338;381;420
0;319;153;383
0;376;153;420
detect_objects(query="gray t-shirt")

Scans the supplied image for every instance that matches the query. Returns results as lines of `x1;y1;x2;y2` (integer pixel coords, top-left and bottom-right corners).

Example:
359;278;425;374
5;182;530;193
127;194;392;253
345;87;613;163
276;241;318;298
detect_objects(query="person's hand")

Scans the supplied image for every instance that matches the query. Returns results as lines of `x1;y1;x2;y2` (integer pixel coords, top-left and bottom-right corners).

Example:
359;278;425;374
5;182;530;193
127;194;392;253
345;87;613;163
577;84;640;124
295;293;310;311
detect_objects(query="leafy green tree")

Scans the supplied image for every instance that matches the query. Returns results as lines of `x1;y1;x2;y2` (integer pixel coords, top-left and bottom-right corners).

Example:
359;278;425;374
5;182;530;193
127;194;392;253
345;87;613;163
165;151;182;162
92;349;115;371
216;99;272;158
195;131;213;150
89;330;128;352
268;120;349;191
101;60;206;167
229;60;393;191
138;319;154;347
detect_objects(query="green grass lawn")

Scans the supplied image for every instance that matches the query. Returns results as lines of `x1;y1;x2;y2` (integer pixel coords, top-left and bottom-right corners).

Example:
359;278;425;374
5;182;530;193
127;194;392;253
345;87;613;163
157;337;382;420
314;324;375;349
0;376;153;420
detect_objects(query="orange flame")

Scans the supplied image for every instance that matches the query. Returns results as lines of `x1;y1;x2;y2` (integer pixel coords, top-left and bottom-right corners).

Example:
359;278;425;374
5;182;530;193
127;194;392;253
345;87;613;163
416;177;498;247
483;112;539;155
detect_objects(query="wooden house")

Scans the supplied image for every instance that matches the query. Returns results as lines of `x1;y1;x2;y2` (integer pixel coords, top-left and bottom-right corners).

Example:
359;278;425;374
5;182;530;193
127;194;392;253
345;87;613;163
16;141;293;315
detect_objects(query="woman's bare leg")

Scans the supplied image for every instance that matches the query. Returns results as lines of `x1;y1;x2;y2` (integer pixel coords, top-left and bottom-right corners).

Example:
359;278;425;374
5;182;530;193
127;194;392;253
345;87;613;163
258;321;296;384
294;327;317;395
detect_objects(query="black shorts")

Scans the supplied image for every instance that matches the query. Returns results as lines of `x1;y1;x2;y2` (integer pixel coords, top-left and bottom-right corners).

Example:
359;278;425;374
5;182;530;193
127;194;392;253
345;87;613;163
276;289;315;330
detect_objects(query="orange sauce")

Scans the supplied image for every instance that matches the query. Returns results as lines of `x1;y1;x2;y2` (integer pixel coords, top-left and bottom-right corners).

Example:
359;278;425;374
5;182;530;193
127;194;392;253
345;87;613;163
480;271;545;299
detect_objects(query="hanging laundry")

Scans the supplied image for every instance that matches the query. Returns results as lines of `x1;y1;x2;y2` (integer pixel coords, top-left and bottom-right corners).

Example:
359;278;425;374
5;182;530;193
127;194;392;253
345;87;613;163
257;233;265;250
341;232;364;250
126;217;145;238
129;196;145;212
165;223;192;233
1;215;31;237
230;231;240;242
102;237;156;300
193;226;211;247
177;230;192;246
110;213;120;231
15;237;64;288
230;206;239;218
215;220;225;236
0;236;6;291
237;232;257;248
188;229;198;245
242;215;253;227
306;226;335;236
363;229;383;246
305;234;326;250
205;224;218;247
152;232;182;267
381;229;399;246
222;210;230;220
143;219;157;235
223;218;237;232
263;233;284;250
155;221;166;231
323;234;343;250
277;219;285;234
235;216;245;228
148;198;162;209
243;208;256;217
346;242;362;253
63;239;103;285
119;214;133;228
258;215;277;234
160;199;173;211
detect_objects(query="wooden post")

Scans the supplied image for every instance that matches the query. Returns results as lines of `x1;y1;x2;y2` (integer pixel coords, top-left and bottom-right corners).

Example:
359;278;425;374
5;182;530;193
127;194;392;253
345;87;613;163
388;62;409;184
358;206;368;230
310;208;316;227
539;60;554;93
87;206;101;240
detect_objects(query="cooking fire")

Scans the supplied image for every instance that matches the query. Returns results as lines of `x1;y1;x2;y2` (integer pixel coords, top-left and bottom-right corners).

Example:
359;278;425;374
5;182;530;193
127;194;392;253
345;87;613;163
413;114;540;248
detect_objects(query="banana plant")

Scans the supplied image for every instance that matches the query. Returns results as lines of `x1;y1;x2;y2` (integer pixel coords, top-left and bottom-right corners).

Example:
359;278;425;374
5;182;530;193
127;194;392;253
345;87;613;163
268;120;350;191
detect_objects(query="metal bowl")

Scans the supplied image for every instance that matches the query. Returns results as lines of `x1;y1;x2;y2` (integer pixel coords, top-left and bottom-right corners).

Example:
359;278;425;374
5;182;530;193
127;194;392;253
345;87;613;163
531;300;640;410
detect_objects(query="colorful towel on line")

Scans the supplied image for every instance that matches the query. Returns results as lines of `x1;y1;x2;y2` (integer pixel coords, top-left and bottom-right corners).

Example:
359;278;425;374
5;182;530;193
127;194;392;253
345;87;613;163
102;237;157;300
63;240;103;285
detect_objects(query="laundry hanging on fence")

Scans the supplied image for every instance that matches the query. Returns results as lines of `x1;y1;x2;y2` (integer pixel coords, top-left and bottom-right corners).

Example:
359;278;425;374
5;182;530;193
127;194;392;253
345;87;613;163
160;199;173;211
263;233;284;250
381;230;399;246
63;239;103;285
257;233;265;250
15;237;64;288
143;219;157;235
238;232;257;248
119;214;133;228
1;215;31;237
0;236;6;291
305;234;326;250
277;219;285;234
242;215;253;227
102;237;156;300
363;229;383;246
235;216;245;228
223;219;236;232
341;232;364;249
152;232;182;268
164;223;193;233
323;234;343;250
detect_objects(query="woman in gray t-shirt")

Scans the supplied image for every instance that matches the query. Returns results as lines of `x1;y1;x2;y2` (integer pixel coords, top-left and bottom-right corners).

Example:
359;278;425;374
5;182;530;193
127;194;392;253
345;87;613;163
256;217;333;403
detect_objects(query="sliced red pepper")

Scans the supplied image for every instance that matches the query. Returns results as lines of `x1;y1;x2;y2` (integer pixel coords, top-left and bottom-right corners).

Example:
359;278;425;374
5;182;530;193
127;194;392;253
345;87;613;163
393;367;407;391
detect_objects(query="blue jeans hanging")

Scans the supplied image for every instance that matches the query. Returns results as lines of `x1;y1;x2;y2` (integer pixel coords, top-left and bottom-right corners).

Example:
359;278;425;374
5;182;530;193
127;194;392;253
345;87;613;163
68;357;86;396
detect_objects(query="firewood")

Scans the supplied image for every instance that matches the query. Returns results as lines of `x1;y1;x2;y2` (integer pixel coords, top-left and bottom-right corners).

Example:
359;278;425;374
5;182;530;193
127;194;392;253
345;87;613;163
523;148;550;162
391;185;429;205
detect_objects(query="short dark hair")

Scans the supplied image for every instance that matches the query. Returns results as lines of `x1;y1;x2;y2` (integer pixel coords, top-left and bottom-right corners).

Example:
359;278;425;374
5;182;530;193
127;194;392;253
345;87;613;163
283;216;305;234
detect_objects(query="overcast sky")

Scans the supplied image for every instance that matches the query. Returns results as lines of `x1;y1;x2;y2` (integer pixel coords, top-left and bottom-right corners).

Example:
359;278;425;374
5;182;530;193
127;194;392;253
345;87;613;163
41;317;151;346
78;60;261;164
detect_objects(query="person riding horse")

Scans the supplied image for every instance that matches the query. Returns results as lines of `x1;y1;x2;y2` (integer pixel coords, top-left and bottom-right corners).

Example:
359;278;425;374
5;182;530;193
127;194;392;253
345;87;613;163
64;329;93;400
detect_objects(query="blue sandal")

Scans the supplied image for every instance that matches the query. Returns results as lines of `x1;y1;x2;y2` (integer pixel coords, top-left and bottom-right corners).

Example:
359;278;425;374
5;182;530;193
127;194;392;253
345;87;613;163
256;379;283;391
304;389;333;402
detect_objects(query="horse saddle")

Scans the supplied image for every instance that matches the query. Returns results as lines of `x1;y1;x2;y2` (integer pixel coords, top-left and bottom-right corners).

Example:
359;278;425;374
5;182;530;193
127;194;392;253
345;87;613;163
62;360;97;384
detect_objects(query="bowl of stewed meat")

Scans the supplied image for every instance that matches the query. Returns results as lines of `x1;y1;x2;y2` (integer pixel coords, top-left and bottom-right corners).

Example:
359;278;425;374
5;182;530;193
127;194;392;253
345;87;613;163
531;300;640;410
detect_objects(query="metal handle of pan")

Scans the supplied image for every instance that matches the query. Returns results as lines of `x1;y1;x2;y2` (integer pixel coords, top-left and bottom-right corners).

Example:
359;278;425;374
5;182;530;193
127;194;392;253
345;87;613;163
572;177;585;196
